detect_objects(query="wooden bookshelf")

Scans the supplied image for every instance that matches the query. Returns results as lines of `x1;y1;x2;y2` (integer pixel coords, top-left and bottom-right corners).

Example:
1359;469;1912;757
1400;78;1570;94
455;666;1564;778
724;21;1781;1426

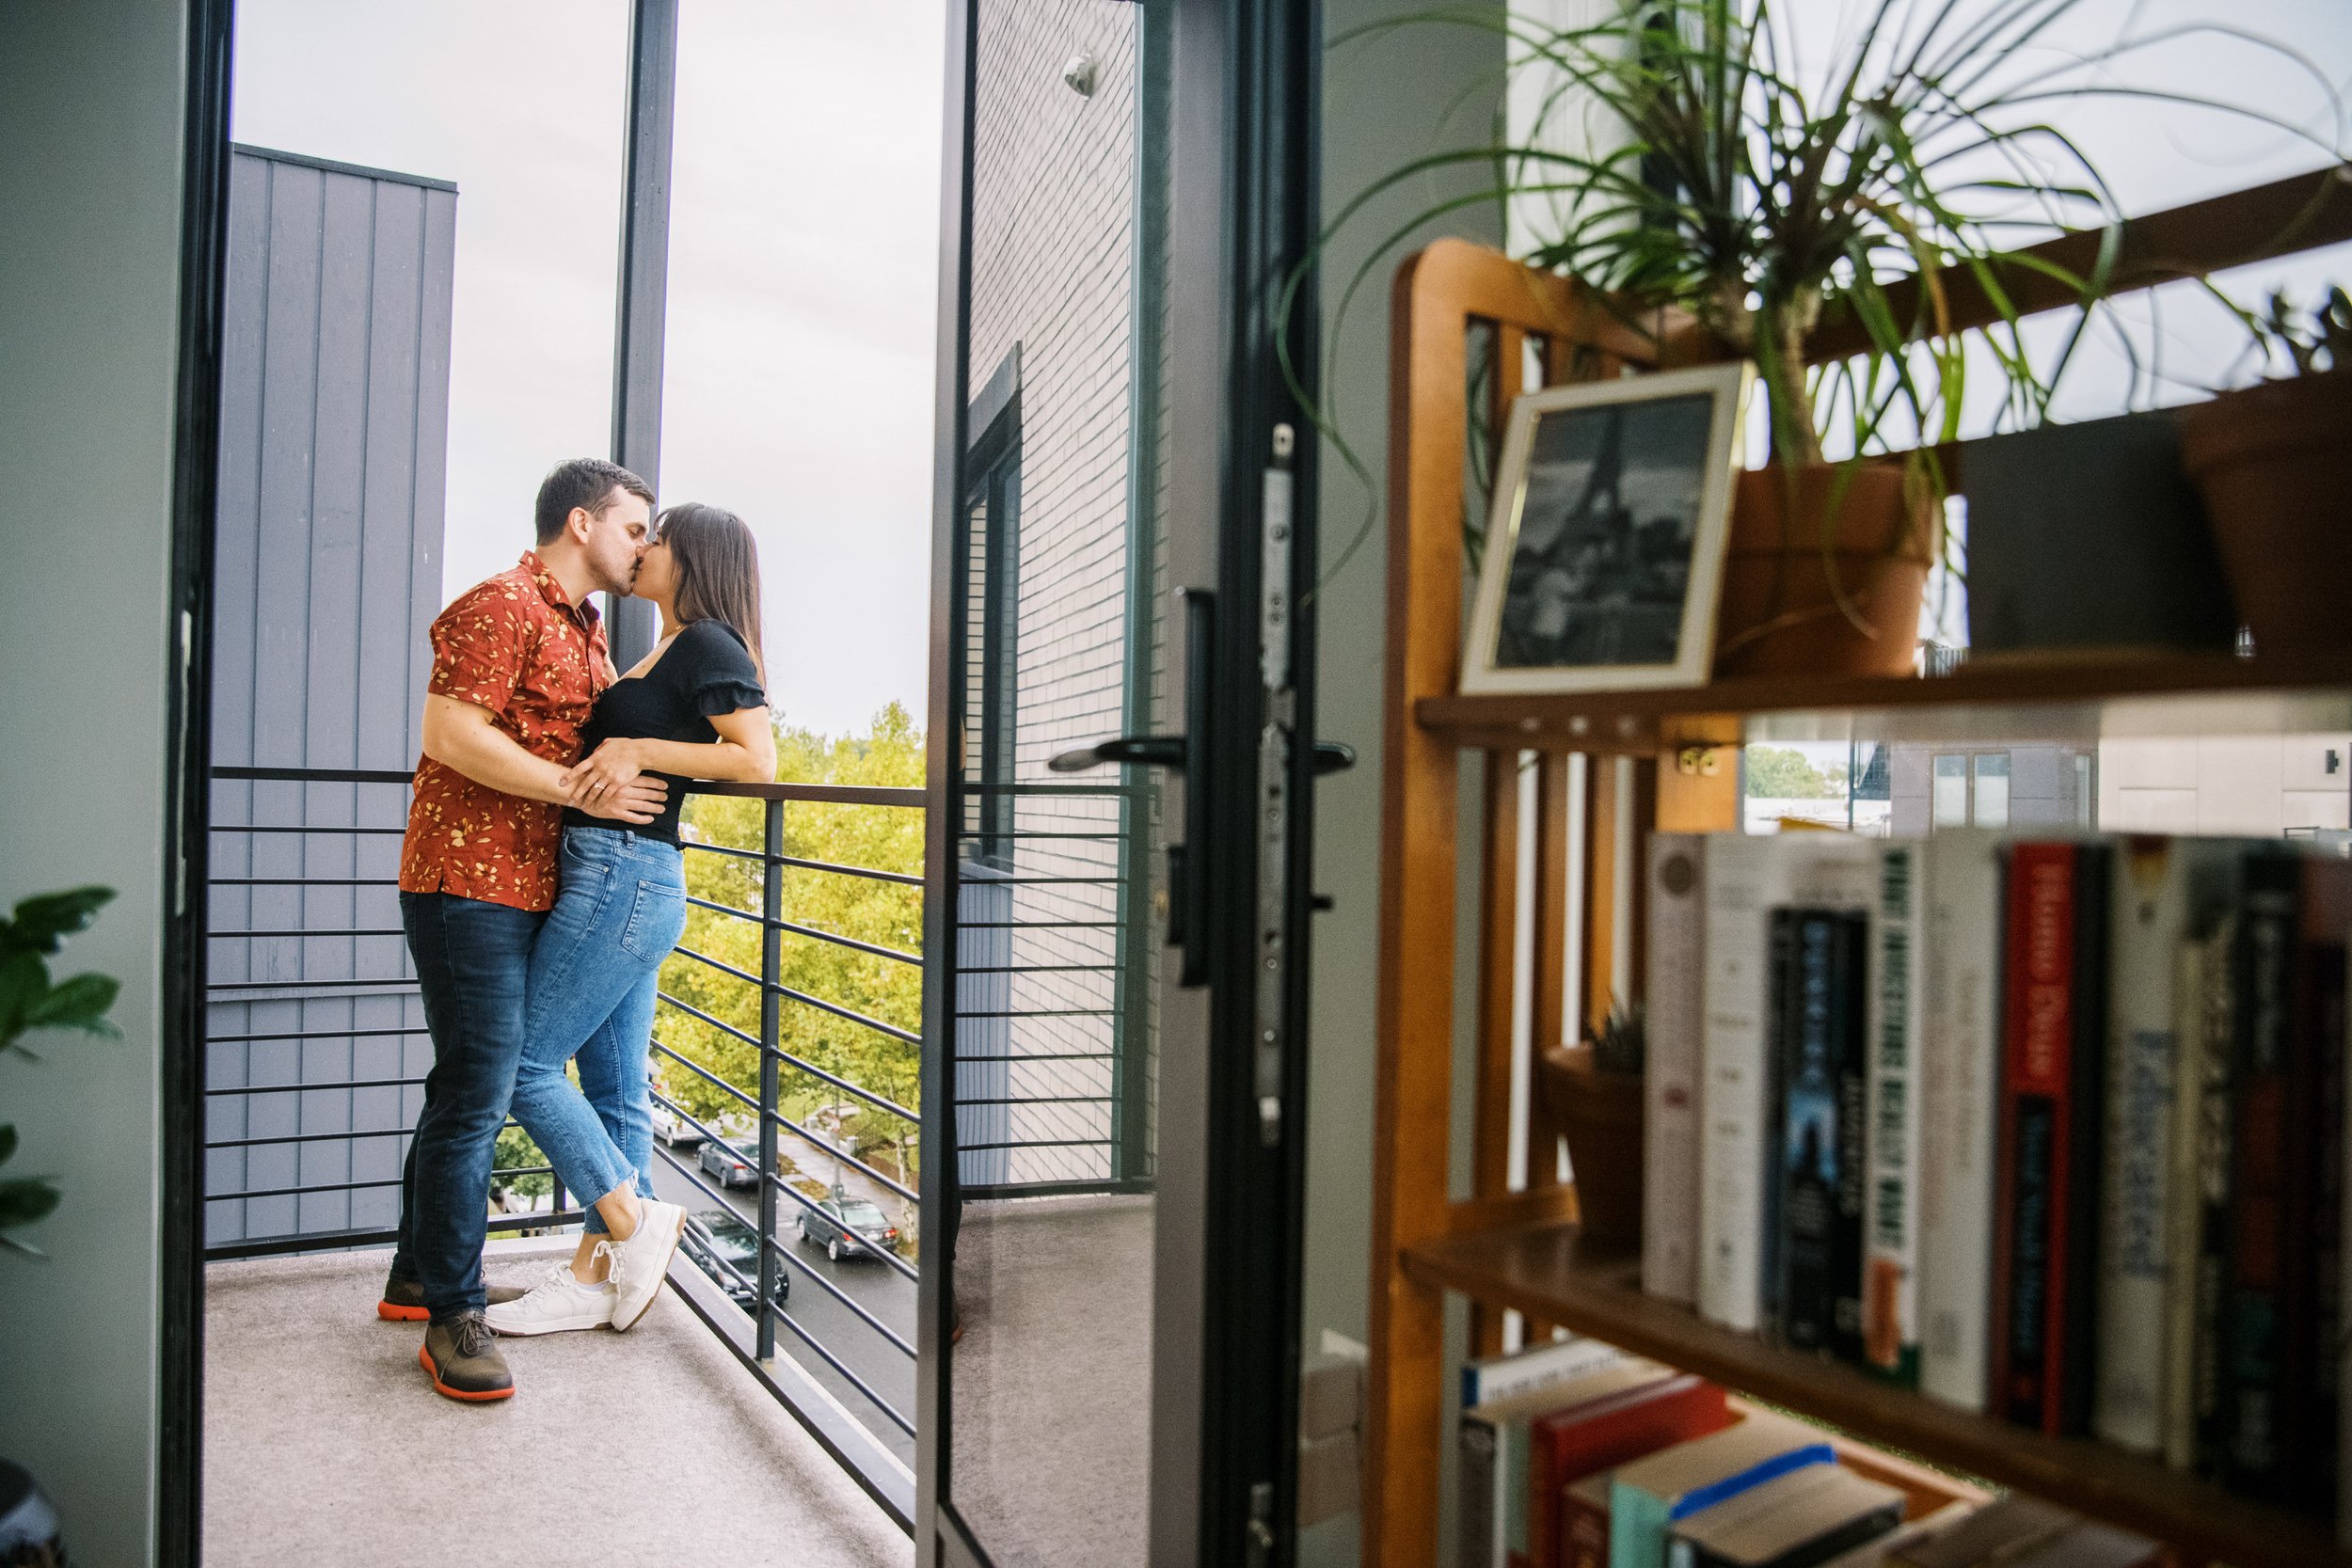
1417;652;2352;755
1402;1224;2349;1568
1362;175;2352;1568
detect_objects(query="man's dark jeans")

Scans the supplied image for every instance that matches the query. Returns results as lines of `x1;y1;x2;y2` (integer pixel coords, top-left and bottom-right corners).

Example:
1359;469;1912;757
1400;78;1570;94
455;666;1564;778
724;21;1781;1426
389;891;546;1322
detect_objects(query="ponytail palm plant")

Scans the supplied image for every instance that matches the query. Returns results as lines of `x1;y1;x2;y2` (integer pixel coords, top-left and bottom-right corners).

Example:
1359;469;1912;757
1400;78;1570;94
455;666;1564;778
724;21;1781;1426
1296;0;2336;546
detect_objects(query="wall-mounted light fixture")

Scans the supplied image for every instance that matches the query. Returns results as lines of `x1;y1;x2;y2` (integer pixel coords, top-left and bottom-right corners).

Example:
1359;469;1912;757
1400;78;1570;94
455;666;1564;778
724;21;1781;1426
1063;52;1098;98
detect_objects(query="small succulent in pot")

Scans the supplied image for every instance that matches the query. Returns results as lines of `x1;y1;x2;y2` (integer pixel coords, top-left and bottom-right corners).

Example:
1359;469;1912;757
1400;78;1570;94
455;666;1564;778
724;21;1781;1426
1541;997;1649;1249
1588;998;1646;1078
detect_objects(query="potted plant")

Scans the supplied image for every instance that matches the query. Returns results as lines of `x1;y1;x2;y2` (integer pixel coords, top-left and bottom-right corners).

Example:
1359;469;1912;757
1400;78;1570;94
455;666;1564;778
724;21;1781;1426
1539;1001;1646;1249
1296;0;2328;675
1;885;119;1568
2176;284;2352;657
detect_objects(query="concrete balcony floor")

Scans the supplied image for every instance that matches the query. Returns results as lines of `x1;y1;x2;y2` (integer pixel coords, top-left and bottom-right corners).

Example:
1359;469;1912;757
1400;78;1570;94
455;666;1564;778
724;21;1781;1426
203;1240;909;1568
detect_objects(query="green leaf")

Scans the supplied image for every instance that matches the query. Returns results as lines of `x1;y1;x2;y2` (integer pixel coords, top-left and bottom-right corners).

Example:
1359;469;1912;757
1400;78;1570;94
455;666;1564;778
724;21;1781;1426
2;886;114;957
0;1124;15;1166
0;951;42;1046
0;1173;62;1233
24;972;120;1037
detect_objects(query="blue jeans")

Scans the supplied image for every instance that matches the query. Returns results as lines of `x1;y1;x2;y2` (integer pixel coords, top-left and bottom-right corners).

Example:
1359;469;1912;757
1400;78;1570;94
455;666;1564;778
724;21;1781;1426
391;892;547;1322
510;826;688;1236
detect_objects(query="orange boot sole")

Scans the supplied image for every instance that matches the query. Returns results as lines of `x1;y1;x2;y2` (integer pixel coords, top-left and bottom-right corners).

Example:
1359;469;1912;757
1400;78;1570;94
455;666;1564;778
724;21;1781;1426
417;1343;515;1402
377;1299;429;1323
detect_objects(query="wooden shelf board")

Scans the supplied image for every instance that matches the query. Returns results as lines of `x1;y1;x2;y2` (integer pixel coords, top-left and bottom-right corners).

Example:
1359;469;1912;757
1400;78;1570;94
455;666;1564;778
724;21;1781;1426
1402;1222;2347;1568
1417;653;2352;754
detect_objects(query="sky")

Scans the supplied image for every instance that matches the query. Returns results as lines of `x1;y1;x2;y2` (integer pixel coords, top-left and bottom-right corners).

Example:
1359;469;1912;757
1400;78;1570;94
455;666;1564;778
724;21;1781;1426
230;0;946;739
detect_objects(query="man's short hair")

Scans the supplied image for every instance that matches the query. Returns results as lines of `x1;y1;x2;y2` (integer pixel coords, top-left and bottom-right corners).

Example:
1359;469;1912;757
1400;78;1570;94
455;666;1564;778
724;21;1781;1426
533;458;655;545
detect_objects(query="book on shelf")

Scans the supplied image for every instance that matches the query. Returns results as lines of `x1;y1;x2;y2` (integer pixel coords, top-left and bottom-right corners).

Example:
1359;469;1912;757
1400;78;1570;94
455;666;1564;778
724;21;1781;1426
1883;1494;2074;1568
1663;1463;1905;1568
1989;839;2109;1437
1459;1354;1655;1568
1529;1373;1735;1568
1700;835;1877;1336
1862;841;1924;1386
1463;1334;1629;1410
1915;830;2004;1413
1608;1408;1836;1568
2221;852;2350;1509
2095;837;2234;1453
2179;912;2237;1474
1647;833;1708;1307
1564;1471;1615;1568
1771;907;1868;1358
1810;1500;1983;1568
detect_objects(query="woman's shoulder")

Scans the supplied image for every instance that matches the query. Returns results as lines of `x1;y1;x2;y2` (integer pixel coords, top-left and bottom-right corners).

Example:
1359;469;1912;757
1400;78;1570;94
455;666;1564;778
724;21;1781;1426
677;617;750;656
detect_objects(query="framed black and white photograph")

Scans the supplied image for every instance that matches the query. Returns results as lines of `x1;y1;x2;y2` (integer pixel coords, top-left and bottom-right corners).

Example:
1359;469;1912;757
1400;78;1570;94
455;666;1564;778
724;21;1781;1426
1461;360;1753;694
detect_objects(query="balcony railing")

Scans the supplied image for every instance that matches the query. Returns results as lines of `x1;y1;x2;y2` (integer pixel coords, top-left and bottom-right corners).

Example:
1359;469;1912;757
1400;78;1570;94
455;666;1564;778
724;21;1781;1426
201;761;1153;1525
200;765;923;1521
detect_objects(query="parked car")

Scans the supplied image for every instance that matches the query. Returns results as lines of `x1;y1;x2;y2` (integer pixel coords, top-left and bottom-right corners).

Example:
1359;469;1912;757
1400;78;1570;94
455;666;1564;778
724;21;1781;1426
680;1209;784;1308
697;1138;759;1189
652;1105;705;1148
796;1187;899;1262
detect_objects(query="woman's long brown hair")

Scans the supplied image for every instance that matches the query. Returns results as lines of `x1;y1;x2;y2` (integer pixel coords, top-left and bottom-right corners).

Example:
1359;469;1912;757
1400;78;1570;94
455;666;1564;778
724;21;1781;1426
658;502;768;688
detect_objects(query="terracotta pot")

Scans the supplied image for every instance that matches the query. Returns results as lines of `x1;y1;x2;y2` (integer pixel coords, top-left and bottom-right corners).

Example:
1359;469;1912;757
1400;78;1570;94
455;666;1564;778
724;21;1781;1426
1537;1043;1645;1250
2175;372;2352;657
1713;464;1933;679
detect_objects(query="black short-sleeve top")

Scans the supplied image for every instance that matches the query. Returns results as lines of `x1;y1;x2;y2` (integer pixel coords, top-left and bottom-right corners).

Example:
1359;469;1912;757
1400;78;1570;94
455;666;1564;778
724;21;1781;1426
563;618;767;845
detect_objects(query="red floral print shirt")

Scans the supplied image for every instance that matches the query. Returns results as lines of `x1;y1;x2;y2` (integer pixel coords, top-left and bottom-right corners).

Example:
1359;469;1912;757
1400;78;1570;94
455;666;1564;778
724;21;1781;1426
399;552;613;911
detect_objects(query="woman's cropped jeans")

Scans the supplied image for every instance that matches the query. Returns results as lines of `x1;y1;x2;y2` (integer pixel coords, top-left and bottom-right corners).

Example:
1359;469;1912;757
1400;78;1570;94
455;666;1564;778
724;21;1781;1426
510;825;688;1234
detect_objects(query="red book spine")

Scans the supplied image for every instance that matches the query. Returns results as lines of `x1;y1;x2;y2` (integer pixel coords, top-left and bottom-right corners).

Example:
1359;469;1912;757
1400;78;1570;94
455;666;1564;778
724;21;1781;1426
1993;843;2078;1433
1528;1376;1731;1568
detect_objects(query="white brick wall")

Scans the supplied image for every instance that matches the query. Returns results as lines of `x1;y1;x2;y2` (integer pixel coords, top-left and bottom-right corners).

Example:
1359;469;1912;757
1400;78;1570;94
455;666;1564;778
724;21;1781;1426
964;0;1141;1184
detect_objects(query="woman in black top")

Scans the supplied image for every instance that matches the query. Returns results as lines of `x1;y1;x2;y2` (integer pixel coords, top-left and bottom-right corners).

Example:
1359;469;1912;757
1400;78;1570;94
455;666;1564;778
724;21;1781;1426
490;504;776;1337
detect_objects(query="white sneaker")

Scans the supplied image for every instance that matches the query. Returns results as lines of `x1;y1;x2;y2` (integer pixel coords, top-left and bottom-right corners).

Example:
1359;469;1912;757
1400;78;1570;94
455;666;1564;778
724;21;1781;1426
484;1258;616;1337
607;1199;687;1332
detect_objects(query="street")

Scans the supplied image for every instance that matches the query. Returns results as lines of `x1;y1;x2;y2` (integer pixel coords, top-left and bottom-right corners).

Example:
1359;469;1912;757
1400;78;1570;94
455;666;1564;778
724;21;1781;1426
646;1136;917;1465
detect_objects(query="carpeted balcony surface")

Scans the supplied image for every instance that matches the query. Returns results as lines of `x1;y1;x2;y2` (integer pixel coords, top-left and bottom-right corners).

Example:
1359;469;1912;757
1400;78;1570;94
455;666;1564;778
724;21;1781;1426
203;1241;909;1568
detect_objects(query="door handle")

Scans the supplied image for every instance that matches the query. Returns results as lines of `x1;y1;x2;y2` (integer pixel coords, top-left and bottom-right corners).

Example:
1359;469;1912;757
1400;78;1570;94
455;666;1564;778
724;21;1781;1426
1045;590;1216;986
1046;735;1185;772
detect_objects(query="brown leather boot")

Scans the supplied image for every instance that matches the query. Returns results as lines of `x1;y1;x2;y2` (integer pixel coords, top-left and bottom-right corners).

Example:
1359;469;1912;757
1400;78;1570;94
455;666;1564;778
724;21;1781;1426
418;1310;515;1402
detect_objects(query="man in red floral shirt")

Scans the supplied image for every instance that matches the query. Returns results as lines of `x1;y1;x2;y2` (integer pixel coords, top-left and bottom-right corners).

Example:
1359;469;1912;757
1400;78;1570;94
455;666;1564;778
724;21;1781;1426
384;458;667;1402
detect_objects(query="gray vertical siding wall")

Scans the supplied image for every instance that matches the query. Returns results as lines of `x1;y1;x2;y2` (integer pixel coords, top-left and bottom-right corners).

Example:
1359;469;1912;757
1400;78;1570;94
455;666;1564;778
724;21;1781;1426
962;0;1139;1186
205;146;456;1247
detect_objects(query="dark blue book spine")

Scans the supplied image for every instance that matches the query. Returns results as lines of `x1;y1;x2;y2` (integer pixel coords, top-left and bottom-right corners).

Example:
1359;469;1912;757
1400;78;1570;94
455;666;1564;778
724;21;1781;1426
1778;910;1851;1356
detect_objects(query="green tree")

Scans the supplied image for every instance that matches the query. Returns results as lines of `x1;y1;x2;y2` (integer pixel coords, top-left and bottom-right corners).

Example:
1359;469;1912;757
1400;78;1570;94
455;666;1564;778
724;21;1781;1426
657;704;925;1192
1743;746;1840;800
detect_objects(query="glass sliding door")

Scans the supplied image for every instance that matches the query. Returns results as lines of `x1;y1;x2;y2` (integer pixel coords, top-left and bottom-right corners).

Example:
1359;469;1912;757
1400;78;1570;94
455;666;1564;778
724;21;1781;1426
917;2;1324;1564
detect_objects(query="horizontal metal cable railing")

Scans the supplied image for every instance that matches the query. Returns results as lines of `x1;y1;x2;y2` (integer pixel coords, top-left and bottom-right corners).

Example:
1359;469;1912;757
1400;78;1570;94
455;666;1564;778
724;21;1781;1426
953;779;1147;1196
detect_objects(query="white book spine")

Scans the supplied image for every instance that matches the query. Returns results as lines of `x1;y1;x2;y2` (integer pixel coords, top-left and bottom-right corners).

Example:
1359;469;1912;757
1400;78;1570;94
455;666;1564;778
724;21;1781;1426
1459;1334;1623;1408
1917;830;2003;1411
1863;840;1924;1384
1698;835;1789;1334
1645;833;1707;1305
2096;838;2201;1453
1698;836;1876;1333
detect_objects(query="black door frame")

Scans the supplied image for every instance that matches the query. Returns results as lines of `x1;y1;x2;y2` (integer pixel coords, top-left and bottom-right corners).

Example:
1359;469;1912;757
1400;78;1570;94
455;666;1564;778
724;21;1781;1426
162;0;236;1560
914;0;1321;1561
